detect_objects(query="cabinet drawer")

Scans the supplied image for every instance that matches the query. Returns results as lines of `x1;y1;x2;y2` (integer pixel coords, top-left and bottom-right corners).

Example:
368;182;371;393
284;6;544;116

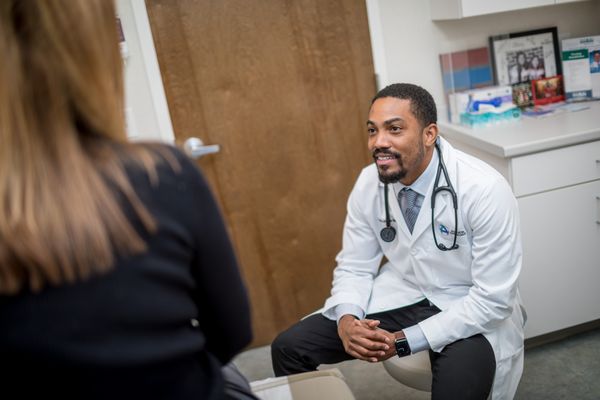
511;140;600;197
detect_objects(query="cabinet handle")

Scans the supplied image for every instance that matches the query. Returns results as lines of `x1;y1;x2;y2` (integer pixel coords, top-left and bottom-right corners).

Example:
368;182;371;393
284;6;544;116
597;196;600;224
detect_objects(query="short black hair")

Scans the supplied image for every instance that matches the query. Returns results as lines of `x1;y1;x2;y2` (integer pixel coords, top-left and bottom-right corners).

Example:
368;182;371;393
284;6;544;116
372;83;437;128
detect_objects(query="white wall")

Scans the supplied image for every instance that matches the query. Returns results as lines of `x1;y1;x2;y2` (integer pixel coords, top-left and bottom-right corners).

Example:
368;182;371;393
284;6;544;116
366;0;600;110
115;0;174;143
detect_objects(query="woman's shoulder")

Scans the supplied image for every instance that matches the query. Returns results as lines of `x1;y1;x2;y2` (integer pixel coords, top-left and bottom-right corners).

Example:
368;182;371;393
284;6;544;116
117;141;208;194
127;142;199;174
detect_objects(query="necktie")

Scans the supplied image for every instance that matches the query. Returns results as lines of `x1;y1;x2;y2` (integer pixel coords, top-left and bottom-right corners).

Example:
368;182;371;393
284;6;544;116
399;188;420;234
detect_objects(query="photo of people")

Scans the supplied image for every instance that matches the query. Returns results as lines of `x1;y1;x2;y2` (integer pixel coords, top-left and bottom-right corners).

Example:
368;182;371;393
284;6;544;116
508;51;528;84
591;50;600;73
507;47;546;84
527;55;545;80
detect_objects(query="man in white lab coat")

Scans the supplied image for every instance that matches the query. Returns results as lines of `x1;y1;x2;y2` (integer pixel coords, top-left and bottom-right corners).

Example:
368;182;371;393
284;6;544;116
271;83;526;400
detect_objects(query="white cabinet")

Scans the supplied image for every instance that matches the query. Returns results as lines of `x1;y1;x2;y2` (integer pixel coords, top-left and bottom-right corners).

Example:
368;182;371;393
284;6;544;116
509;139;600;337
439;100;600;339
518;180;600;337
429;0;587;20
443;131;600;339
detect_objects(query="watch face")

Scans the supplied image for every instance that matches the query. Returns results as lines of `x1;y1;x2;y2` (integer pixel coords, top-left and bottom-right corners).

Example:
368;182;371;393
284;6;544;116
395;338;411;357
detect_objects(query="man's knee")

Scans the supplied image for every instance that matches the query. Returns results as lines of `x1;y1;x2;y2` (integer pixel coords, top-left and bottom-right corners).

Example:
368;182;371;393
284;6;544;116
271;314;346;376
431;334;496;400
271;328;295;359
271;323;312;376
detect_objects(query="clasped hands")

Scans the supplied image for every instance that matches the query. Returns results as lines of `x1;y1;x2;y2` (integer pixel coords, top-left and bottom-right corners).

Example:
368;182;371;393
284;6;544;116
337;314;403;362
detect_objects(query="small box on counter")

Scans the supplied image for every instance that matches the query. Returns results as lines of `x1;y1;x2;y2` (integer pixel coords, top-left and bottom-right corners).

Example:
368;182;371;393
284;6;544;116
448;86;520;127
531;75;565;106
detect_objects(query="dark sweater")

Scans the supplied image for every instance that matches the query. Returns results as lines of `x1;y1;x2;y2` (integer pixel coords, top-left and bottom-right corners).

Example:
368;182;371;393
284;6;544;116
0;145;252;399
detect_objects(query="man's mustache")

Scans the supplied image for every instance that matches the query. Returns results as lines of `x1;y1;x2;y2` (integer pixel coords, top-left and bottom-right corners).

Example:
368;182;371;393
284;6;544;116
372;149;401;159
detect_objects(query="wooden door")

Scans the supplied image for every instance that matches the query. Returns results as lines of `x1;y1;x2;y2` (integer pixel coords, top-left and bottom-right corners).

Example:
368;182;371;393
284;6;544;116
146;0;376;346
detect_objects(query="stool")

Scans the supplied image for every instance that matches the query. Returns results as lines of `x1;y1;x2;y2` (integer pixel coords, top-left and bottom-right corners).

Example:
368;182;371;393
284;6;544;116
383;351;432;392
250;368;355;400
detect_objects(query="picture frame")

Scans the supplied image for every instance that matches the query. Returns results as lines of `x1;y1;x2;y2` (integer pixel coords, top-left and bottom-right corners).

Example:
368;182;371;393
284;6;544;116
531;75;565;106
489;27;561;87
512;82;533;108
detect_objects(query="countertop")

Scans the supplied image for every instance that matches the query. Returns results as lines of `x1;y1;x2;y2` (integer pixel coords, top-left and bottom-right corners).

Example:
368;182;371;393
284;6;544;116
438;100;600;158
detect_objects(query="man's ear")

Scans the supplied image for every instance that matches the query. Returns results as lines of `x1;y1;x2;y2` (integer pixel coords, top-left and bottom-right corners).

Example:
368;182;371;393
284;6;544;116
422;123;438;147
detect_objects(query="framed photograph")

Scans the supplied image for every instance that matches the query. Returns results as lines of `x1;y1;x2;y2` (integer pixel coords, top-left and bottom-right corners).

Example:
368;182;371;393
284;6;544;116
489;27;561;86
531;75;565;106
512;83;533;108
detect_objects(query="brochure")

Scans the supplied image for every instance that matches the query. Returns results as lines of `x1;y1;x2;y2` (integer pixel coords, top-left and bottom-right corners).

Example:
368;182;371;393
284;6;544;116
562;35;600;100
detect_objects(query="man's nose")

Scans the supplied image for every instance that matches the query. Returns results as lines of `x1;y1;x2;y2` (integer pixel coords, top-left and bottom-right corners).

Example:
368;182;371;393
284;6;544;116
373;132;391;149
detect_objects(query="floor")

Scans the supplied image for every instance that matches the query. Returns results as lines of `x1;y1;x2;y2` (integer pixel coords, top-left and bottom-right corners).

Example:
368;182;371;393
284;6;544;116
233;328;600;399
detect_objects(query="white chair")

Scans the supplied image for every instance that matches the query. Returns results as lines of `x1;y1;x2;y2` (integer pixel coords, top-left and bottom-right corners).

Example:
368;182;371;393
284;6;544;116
251;368;355;400
384;353;493;400
383;351;432;392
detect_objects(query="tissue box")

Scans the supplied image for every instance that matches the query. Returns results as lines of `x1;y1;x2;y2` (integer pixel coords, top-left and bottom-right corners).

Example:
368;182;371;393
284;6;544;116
449;86;519;127
460;105;521;127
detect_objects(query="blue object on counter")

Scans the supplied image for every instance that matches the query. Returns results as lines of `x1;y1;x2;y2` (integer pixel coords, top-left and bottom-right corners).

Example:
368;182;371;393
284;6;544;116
469;97;503;112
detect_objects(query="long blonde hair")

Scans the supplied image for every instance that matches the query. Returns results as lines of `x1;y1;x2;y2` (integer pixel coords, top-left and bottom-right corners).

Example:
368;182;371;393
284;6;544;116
0;0;163;294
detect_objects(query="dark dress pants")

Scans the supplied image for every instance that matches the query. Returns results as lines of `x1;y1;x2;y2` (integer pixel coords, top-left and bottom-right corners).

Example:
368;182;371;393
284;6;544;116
271;299;496;400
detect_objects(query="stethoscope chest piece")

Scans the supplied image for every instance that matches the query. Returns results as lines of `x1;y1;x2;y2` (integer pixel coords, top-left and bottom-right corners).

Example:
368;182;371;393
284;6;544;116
380;226;396;242
380;183;397;242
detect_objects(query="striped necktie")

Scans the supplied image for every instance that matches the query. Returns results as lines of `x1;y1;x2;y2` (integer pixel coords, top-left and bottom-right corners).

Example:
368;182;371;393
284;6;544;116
399;188;421;234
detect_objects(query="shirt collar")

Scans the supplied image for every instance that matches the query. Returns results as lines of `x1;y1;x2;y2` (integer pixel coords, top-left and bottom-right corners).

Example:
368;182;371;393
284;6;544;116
395;148;438;197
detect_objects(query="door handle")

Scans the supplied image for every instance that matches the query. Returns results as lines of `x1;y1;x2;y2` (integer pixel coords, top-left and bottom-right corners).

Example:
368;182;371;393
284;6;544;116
596;196;600;225
183;137;220;159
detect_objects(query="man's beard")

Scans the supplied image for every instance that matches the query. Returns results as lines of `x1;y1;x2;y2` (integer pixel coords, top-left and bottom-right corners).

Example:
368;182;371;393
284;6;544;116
374;150;405;184
373;143;425;184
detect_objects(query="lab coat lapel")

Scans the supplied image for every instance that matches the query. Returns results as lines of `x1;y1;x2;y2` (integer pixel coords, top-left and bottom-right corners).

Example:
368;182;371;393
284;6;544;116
411;184;447;242
412;138;457;243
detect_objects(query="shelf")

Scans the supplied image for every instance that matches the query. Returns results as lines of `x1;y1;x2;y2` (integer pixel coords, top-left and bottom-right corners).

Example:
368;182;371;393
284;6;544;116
438;100;600;158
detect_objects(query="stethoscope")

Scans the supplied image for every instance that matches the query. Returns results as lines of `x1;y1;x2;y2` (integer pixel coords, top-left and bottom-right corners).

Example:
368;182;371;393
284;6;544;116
380;140;459;251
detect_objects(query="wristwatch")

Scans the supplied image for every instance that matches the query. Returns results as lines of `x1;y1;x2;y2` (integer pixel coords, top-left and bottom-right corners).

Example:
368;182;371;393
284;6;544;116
394;336;411;358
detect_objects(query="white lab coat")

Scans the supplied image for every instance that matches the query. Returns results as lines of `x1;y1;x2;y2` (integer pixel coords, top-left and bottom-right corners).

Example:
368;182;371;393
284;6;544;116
322;138;525;400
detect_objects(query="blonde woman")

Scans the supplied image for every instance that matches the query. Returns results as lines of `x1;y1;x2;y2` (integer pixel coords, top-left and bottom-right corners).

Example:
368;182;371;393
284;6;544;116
0;1;252;398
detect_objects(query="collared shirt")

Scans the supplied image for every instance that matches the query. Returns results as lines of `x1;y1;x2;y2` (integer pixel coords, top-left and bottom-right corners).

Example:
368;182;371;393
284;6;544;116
335;147;440;355
392;146;439;206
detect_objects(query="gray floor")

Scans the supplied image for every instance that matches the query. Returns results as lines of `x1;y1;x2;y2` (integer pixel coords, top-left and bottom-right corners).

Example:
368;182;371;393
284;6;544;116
234;328;600;400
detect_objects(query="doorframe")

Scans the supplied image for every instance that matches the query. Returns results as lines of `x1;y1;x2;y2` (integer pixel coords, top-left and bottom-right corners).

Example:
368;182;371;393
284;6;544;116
122;0;175;143
365;0;389;91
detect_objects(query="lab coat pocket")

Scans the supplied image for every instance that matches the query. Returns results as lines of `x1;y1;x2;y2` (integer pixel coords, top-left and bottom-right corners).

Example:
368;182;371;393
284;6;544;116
431;216;469;249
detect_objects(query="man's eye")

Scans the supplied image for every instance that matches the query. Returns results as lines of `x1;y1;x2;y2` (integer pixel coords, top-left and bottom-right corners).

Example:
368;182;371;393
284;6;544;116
390;126;401;132
367;128;376;135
